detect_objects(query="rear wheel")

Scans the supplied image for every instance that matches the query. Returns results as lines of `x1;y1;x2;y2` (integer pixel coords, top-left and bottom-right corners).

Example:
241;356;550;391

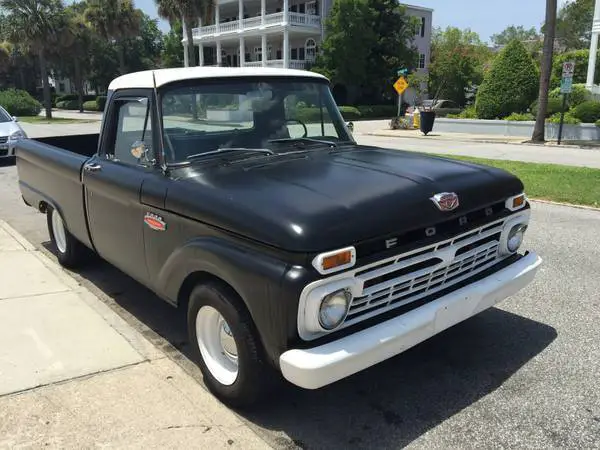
187;281;274;408
46;206;88;268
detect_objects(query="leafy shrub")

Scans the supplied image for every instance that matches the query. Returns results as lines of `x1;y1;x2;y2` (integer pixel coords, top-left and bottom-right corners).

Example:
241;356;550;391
295;107;323;123
475;40;539;119
530;97;564;117
447;105;477;119
504;112;535;121
549;83;590;107
56;100;79;110
83;100;99;111
551;50;600;88
596;119;600;127
96;95;107;111
356;105;397;119
572;100;600;123
547;112;581;124
56;93;96;103
338;106;361;120
0;89;42;116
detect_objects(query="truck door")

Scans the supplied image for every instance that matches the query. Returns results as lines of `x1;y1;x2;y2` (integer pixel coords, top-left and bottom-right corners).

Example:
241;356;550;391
83;89;157;284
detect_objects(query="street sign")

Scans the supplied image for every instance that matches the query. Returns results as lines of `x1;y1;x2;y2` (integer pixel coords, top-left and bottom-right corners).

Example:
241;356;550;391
393;77;409;95
560;77;573;94
562;61;575;77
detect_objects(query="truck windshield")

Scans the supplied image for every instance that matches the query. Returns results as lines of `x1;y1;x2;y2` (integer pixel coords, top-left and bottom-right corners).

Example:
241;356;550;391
160;78;353;163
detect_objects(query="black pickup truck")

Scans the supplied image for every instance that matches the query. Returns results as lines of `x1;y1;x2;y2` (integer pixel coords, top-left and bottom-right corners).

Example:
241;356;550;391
16;67;542;407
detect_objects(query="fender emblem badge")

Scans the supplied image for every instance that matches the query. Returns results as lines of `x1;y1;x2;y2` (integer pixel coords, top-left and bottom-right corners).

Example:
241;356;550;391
430;192;459;212
144;212;167;231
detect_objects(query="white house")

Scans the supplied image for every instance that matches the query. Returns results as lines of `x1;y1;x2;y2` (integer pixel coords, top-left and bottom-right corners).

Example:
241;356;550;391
184;1;433;73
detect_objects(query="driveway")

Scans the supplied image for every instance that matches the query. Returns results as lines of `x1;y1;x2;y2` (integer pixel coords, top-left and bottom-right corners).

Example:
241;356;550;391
0;156;598;448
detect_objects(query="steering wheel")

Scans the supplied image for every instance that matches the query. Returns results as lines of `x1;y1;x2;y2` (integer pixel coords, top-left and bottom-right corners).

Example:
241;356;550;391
286;119;308;138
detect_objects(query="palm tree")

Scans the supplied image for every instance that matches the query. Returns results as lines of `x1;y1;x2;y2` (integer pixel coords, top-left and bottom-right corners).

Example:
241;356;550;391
1;0;66;119
156;0;213;66
532;0;558;142
85;0;142;75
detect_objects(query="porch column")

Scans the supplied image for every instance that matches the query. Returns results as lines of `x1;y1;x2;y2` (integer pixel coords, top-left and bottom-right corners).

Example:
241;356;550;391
587;0;600;88
261;0;266;25
239;36;245;67
197;17;204;66
215;2;220;33
283;0;289;24
238;0;243;29
182;16;189;67
262;34;267;67
283;29;289;68
216;41;222;66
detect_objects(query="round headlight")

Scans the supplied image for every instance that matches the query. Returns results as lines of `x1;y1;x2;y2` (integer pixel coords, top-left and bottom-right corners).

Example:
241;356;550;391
319;289;351;330
507;224;527;253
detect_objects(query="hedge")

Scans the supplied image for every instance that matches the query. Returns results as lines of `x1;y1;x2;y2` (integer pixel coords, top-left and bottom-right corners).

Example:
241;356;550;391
355;105;397;119
572;100;600;123
83;100;99;111
97;95;107;111
530;97;564;117
338;106;361;120
0;89;42;116
55;100;79;110
504;112;535;121
549;83;590;108
475;40;539;119
56;94;96;103
547;111;581;124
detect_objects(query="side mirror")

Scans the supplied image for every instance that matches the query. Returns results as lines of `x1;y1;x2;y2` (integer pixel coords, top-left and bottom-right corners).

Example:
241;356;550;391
12;116;18;122
346;121;354;132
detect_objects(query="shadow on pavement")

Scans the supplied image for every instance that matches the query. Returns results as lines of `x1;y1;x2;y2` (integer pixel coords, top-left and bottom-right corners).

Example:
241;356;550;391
41;241;556;450
0;157;16;167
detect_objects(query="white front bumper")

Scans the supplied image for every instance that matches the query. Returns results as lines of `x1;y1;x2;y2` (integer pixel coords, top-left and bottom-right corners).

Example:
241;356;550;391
280;251;542;390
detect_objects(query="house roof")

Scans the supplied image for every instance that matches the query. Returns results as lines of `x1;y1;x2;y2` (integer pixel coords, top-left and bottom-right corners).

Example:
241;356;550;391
108;67;328;91
401;3;434;13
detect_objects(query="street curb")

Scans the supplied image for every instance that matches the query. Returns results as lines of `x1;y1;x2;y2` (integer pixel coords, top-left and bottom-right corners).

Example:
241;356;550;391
530;199;600;212
0;221;36;251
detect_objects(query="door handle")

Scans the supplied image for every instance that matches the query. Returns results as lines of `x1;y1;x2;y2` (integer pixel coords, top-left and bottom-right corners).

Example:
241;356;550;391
83;163;102;172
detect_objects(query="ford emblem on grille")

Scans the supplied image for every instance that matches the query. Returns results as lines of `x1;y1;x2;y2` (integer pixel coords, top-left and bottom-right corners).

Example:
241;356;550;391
430;192;459;211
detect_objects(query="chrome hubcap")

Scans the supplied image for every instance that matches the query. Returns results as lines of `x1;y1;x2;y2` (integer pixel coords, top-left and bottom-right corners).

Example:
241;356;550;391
51;209;67;254
195;306;239;386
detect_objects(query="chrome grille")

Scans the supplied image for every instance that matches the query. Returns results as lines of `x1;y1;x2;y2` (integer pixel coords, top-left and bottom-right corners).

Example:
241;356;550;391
342;217;508;328
0;137;8;144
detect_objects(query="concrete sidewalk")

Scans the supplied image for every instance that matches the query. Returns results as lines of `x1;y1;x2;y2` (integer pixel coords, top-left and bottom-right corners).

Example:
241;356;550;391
0;220;270;449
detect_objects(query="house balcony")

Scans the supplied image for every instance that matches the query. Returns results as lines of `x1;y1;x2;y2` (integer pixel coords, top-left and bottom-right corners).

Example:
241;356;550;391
244;59;310;69
192;12;321;43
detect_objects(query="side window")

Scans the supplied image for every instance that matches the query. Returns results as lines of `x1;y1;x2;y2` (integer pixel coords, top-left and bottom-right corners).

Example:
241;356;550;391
108;98;154;166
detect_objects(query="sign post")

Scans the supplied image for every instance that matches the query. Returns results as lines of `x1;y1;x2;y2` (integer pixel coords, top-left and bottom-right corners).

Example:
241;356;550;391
395;69;409;116
558;61;575;145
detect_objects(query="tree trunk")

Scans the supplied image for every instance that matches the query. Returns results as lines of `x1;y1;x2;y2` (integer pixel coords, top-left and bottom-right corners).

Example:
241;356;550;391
38;49;52;120
532;0;558;142
75;58;84;113
118;43;127;75
185;18;195;66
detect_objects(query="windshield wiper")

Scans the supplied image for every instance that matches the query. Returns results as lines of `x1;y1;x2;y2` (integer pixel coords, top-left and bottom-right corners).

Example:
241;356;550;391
268;137;337;148
186;147;275;160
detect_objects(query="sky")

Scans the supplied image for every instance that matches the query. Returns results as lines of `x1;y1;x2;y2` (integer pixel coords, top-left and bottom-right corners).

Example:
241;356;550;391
136;0;572;43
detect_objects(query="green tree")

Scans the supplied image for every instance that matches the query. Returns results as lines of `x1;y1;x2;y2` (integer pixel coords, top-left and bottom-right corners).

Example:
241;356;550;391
491;25;541;46
313;0;417;103
551;49;600;87
429;27;492;106
475;39;539;119
84;0;143;74
1;0;67;118
555;0;594;50
162;20;185;68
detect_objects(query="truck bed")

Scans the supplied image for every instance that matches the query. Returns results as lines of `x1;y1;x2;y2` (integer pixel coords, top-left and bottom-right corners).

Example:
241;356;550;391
15;134;99;249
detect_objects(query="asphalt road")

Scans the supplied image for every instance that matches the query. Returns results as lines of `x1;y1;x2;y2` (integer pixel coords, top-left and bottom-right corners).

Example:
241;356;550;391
1;156;599;448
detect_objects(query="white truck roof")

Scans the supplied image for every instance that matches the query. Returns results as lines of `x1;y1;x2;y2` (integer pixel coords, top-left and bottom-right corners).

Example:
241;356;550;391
108;67;328;91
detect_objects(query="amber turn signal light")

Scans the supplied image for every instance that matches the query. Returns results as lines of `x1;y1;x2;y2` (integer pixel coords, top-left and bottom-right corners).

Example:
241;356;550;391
512;195;525;208
506;193;527;211
322;250;353;270
312;247;357;275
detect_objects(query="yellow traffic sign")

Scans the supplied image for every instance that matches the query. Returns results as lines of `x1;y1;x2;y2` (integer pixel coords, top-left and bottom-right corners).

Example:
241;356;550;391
393;77;408;95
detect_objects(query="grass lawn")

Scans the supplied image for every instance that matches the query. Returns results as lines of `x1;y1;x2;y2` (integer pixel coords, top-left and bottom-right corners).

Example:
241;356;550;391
432;154;600;208
17;116;97;124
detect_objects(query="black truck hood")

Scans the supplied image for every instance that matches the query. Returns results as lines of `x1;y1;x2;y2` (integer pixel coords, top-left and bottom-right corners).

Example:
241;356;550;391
166;146;524;252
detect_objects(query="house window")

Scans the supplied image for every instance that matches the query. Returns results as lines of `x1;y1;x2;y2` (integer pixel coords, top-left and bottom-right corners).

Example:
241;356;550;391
306;1;316;15
276;49;282;59
58;82;65;92
418;53;426;69
291;4;297;12
298;47;305;60
291;48;298;60
420;17;426;37
298;3;305;13
305;38;317;61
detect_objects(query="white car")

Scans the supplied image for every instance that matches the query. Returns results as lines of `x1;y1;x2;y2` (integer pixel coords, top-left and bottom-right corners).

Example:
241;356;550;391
0;106;28;158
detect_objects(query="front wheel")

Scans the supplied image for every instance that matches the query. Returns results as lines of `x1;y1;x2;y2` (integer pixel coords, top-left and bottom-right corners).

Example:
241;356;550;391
46;206;88;268
187;281;275;408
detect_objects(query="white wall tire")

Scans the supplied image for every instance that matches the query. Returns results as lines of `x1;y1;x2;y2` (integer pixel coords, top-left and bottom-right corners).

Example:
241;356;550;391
187;281;275;408
46;206;88;268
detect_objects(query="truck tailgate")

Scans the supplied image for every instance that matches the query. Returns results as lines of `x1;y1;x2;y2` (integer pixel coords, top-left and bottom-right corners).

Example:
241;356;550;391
16;138;94;249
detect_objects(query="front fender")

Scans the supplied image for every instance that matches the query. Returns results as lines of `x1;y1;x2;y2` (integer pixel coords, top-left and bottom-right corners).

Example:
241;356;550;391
157;236;297;364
